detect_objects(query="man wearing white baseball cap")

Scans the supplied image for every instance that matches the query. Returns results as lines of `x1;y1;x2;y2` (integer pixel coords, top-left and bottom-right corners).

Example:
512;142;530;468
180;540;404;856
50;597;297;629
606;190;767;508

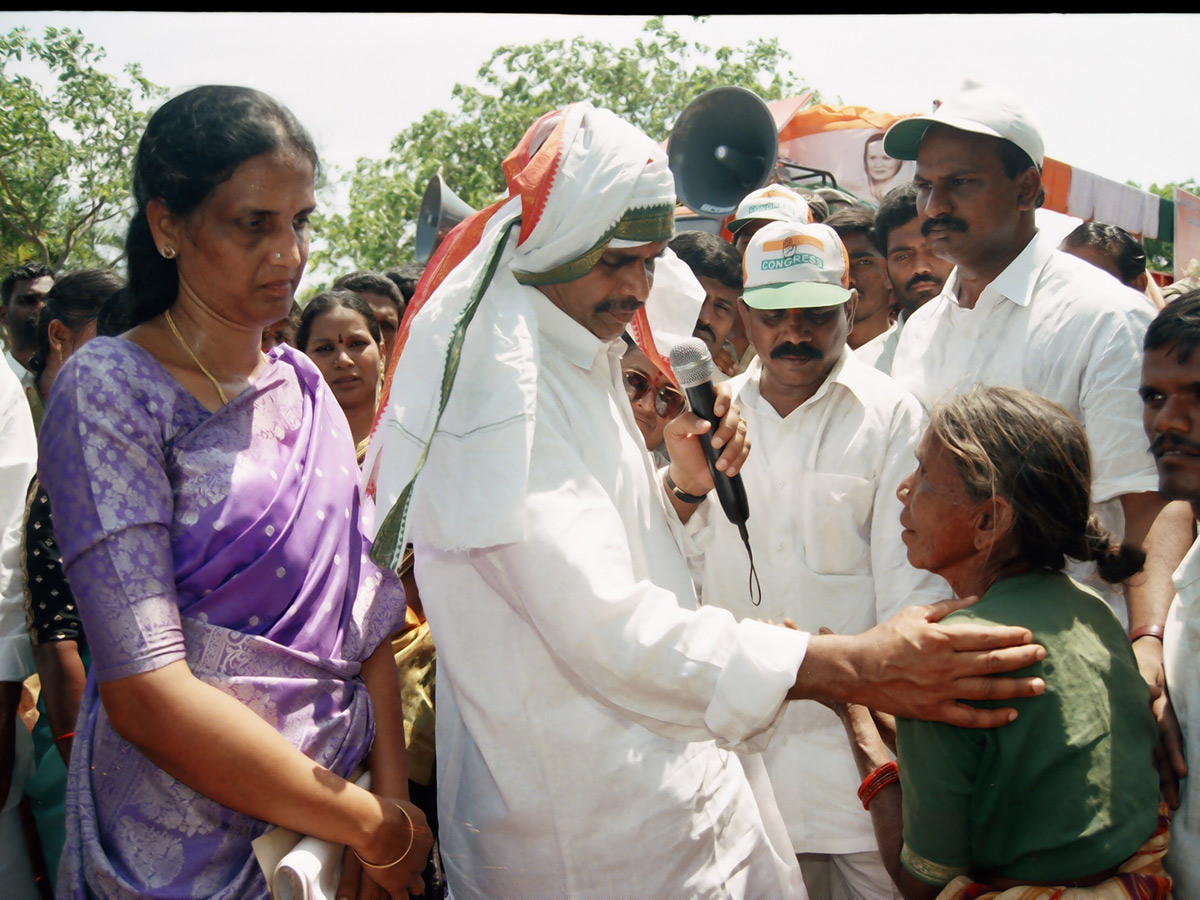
727;184;812;256
887;81;1192;802
692;221;946;900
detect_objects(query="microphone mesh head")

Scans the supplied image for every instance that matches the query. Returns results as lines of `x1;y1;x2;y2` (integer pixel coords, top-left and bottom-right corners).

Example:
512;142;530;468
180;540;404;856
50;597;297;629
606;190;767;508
670;337;714;388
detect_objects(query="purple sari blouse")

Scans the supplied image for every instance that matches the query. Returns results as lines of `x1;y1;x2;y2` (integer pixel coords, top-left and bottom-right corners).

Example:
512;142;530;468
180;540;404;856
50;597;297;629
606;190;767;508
39;338;403;899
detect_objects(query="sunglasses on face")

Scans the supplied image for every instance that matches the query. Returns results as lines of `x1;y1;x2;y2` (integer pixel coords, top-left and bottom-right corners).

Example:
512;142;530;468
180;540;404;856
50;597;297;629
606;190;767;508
622;369;686;420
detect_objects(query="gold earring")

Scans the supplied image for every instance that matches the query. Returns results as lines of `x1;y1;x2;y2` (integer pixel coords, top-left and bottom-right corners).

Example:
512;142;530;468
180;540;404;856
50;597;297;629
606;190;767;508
161;246;177;259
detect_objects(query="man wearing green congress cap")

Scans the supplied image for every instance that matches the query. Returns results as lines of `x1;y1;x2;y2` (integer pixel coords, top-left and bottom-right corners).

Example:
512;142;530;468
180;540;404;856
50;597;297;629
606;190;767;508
694;220;945;900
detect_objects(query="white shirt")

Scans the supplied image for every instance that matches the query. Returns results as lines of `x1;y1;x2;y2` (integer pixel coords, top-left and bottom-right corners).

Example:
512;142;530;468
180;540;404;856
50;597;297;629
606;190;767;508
891;229;1159;619
0;361;37;899
411;291;807;899
1165;537;1200;898
0;361;35;683
689;349;948;854
3;350;29;388
854;312;906;376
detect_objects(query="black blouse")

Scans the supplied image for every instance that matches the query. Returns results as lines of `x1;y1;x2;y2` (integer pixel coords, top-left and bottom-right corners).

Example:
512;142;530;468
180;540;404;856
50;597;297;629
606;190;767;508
23;477;85;647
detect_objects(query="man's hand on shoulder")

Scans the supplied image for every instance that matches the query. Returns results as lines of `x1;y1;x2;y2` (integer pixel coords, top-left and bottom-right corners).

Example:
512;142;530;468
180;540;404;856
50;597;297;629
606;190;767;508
791;595;1046;728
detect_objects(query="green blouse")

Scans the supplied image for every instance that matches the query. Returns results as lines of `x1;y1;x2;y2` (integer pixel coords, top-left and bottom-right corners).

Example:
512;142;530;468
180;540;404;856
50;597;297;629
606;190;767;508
896;569;1160;886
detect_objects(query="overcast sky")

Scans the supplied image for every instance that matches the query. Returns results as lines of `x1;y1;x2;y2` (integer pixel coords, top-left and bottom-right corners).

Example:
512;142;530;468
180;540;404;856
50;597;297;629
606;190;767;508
5;13;1195;190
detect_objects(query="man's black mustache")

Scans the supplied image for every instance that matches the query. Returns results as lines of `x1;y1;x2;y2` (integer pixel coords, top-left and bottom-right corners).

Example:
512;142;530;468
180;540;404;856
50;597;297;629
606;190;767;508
921;216;969;237
693;322;717;345
770;343;823;360
594;298;645;314
1151;434;1200;456
906;274;943;292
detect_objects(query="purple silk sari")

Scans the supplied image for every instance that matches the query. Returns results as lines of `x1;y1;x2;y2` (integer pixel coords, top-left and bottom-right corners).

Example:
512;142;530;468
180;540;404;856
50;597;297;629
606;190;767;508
38;338;403;899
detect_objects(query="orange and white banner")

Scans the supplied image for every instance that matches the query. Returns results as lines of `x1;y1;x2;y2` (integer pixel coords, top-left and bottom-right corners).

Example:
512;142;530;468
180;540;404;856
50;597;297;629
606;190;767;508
774;104;917;206
767;98;1166;241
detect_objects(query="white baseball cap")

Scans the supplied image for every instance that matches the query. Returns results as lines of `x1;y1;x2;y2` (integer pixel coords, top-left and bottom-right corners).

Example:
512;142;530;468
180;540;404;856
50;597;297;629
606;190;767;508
727;185;812;235
883;79;1044;169
742;222;853;310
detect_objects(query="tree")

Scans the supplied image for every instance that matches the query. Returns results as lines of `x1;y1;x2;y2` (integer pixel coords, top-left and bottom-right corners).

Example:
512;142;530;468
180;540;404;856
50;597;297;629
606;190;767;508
0;27;164;271
313;18;811;273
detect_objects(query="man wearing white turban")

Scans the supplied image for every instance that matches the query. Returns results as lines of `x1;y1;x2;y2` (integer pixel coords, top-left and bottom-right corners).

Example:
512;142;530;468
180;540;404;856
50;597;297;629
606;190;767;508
365;103;1046;899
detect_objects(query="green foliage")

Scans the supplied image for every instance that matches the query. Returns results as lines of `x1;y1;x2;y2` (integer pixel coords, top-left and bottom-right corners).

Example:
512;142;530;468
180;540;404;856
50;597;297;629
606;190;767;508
1128;178;1200;273
314;17;811;273
0;26;164;271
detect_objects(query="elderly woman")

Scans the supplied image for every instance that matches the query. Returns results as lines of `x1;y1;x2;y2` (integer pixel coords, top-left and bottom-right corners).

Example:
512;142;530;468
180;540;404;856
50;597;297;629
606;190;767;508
834;386;1166;900
38;86;429;899
297;291;385;463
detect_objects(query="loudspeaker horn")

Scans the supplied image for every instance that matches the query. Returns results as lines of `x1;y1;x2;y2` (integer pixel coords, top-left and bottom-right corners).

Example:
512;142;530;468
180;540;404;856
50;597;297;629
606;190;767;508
667;86;779;218
415;173;477;264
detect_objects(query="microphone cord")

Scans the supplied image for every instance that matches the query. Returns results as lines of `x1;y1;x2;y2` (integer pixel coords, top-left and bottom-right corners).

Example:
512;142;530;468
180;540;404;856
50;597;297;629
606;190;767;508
737;520;762;606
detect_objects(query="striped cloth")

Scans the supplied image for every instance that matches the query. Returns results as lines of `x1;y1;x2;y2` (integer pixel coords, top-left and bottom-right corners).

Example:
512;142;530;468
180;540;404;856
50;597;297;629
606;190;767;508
933;803;1173;900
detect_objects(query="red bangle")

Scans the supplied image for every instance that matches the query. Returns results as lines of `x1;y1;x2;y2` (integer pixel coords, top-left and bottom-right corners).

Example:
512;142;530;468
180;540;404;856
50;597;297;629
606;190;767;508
857;761;899;811
1130;625;1166;643
54;731;75;742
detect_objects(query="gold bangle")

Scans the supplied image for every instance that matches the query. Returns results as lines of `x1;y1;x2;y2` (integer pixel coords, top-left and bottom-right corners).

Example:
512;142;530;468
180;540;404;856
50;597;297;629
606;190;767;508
353;802;415;870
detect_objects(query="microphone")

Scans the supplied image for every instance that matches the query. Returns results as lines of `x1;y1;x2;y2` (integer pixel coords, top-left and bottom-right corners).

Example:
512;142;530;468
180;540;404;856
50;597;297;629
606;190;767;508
669;338;750;527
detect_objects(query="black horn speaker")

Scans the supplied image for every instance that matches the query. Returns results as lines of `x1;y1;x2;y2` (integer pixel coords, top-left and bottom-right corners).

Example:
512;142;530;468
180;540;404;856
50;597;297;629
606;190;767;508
415;173;477;264
667;87;779;218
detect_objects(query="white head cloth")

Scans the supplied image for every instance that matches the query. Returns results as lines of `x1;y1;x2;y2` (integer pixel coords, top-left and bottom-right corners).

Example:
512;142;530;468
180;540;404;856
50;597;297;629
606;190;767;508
364;102;687;561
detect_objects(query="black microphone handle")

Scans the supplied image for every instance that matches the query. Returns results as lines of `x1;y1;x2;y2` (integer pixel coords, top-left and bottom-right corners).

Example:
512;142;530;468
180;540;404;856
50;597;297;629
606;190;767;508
682;380;751;526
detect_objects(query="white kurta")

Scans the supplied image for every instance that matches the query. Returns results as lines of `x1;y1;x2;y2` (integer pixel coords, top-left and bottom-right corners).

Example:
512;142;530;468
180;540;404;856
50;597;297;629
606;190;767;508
1165;537;1200;898
890;229;1159;621
0;358;35;683
0;361;37;900
411;290;808;899
853;312;904;376
689;350;947;855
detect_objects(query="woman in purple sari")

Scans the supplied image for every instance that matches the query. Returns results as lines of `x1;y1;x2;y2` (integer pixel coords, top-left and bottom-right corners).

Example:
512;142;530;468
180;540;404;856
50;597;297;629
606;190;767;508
38;86;430;899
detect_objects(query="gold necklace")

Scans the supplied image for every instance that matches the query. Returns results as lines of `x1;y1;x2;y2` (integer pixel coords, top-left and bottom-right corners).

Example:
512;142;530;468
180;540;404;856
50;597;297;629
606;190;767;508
164;309;230;406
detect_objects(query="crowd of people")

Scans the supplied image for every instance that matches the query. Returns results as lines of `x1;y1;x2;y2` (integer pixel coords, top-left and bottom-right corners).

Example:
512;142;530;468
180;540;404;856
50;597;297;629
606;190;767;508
0;77;1197;900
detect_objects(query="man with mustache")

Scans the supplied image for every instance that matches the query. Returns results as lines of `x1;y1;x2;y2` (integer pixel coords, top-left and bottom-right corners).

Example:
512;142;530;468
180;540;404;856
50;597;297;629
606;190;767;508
692;221;947;900
670;230;745;376
886;83;1192;795
366;105;1052;899
1;263;54;428
1140;291;1200;897
856;183;953;375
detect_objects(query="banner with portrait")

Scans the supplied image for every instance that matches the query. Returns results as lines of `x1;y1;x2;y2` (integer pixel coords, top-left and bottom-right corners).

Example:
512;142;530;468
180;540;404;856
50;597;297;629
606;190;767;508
773;104;916;207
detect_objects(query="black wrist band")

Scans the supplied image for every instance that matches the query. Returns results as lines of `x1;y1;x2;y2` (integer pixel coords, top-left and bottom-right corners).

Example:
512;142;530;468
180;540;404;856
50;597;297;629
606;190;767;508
665;470;706;504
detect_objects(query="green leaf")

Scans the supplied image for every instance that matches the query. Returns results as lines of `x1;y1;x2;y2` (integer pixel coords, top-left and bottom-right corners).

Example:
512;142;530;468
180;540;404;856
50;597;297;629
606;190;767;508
0;25;165;271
